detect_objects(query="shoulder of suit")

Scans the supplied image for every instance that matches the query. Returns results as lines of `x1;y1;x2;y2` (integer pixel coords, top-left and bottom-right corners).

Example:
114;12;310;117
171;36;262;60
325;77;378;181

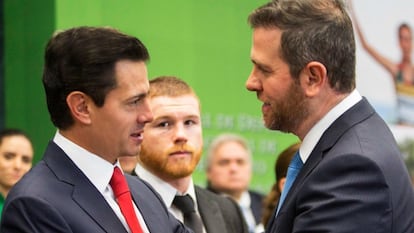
125;174;157;195
195;185;240;208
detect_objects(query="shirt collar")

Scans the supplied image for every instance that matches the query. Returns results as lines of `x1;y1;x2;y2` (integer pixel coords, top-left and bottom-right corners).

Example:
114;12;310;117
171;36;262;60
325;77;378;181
238;190;251;208
53;131;116;194
134;163;197;208
300;89;362;163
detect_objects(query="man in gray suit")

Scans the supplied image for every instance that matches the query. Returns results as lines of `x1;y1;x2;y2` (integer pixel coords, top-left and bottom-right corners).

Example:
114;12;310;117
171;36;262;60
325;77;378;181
245;0;414;232
205;133;265;233
133;76;248;233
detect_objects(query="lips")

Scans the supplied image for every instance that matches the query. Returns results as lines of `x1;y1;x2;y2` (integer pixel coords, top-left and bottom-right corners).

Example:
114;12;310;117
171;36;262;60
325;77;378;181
130;130;144;143
170;151;191;156
131;132;142;137
262;102;271;113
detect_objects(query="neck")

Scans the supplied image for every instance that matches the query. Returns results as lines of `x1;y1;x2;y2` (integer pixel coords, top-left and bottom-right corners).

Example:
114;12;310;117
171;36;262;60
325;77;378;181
0;186;10;198
168;176;192;194
295;91;349;140
232;193;242;202
225;190;244;202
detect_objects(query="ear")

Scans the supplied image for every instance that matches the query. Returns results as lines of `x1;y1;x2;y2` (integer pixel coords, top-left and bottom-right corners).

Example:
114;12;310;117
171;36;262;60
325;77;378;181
300;61;327;97
66;91;92;125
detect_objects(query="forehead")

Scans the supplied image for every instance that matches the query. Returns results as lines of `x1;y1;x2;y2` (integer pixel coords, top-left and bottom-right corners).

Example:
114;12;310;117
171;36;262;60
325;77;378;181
114;60;148;88
214;141;250;159
0;136;33;156
150;95;200;116
0;135;30;146
251;27;281;60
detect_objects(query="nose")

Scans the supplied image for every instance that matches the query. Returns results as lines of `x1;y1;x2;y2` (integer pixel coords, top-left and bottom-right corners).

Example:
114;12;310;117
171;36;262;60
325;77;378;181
12;158;23;170
228;161;240;173
138;98;153;124
245;70;261;92
173;124;188;144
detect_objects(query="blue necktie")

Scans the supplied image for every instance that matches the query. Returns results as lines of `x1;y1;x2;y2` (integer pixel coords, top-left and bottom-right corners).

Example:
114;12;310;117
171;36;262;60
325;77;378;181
276;151;303;215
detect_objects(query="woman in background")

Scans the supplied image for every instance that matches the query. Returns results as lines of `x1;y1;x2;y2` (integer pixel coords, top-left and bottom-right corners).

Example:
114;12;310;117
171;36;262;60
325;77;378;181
0;128;34;219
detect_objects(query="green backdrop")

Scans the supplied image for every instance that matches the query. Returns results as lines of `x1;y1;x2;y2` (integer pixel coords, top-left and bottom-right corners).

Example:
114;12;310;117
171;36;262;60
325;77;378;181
3;0;298;193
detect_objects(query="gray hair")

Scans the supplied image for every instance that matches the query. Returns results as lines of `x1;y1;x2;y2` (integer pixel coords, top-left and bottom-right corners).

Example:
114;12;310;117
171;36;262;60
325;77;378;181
205;133;252;170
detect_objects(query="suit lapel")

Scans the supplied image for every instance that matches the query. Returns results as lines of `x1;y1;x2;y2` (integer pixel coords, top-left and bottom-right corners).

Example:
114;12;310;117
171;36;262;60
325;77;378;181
195;187;228;233
129;168;194;232
127;175;171;233
249;191;263;224
43;142;127;233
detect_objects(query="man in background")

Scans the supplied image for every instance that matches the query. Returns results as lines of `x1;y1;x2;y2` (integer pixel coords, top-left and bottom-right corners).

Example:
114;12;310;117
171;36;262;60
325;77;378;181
205;133;264;233
134;76;248;233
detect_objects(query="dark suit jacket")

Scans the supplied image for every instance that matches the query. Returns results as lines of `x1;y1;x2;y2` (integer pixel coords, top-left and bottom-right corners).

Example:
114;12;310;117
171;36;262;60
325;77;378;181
248;190;265;225
0;141;192;233
195;186;248;233
267;98;414;233
206;185;264;226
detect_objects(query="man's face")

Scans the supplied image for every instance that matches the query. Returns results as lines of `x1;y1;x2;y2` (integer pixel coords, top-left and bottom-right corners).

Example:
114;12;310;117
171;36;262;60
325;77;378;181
0;135;33;192
89;60;153;163
207;141;251;194
246;27;308;133
139;95;203;181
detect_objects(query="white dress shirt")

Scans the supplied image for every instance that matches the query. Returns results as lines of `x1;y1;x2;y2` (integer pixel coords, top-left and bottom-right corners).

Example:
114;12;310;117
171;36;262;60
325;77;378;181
53;131;150;233
135;163;206;233
238;190;258;233
299;89;362;163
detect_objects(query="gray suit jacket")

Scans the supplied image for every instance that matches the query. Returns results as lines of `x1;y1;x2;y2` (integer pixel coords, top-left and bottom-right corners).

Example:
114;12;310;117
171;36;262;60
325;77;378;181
195;186;248;233
0;141;192;233
267;98;414;233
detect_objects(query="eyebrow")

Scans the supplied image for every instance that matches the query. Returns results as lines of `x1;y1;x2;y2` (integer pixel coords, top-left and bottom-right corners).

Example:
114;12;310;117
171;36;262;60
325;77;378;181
127;92;148;102
155;114;200;121
251;59;272;71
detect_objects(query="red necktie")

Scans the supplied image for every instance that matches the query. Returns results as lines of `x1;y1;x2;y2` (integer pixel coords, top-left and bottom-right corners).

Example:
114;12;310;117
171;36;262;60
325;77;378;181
110;166;144;233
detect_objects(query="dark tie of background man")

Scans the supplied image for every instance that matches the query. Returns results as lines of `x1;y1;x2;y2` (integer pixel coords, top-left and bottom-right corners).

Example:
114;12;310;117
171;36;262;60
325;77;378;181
173;194;203;233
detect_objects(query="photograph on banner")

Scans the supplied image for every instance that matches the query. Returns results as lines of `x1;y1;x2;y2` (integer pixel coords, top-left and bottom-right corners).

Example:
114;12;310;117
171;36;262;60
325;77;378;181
351;0;414;182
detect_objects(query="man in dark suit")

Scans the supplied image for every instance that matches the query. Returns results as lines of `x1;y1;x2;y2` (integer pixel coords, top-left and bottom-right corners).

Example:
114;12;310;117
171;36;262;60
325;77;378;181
205;133;265;233
0;26;191;233
245;1;414;233
133;76;248;233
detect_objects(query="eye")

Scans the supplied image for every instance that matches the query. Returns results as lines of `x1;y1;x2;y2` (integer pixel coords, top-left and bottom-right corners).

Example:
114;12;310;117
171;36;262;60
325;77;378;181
128;93;147;107
156;121;170;128
237;159;246;166
22;155;33;164
184;119;197;126
218;160;230;166
259;66;272;75
129;98;141;106
2;152;15;160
